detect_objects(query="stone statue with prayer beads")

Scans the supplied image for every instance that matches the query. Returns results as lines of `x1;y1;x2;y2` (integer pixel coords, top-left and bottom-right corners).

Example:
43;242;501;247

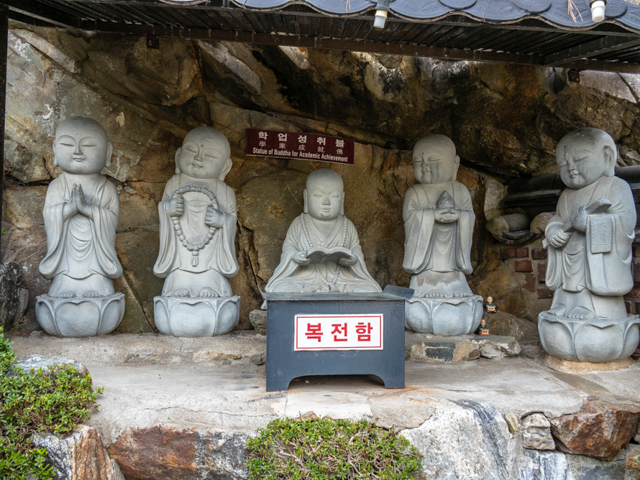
36;117;125;336
402;134;483;335
265;169;381;294
153;127;240;336
539;128;640;364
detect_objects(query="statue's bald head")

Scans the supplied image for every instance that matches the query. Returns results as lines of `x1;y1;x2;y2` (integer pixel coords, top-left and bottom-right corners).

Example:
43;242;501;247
556;128;616;189
306;168;344;191
412;134;460;185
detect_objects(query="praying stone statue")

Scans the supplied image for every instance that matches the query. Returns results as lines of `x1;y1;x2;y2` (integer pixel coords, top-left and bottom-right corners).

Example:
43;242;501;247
265;169;381;294
35;117;125;337
403;135;483;335
539;128;640;364
153;127;240;336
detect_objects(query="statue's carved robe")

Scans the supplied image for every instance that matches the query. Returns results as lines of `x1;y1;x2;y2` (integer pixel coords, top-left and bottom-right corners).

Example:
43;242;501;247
402;181;474;297
154;174;238;297
39;173;122;295
545;175;635;310
265;213;381;293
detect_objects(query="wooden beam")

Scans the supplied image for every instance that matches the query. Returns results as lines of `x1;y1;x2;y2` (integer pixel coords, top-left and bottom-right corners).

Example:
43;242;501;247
545;35;640;66
75;19;548;66
0;4;7;258
5;0;81;30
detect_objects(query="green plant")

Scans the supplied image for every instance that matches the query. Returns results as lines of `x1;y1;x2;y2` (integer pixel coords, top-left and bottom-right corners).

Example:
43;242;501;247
246;417;425;480
0;328;103;479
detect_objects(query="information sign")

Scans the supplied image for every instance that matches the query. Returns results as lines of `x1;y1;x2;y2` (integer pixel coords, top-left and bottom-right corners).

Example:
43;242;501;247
246;128;354;164
294;314;383;351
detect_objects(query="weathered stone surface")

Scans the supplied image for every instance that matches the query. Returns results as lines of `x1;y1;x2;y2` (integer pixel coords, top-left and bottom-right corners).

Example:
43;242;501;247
401;400;516;479
108;425;248;480
32;425;122;480
625;444;640;479
13;354;89;377
248;309;266;334
406;332;521;362
0;262;24;332
549;398;640;461
486;311;539;345
521;413;555;451
517;450;571;480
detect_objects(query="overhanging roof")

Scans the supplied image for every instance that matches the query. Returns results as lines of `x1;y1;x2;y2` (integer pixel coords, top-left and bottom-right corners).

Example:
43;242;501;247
5;0;640;72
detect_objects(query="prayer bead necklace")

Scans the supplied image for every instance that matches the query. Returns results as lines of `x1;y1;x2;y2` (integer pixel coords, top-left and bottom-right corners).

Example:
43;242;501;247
171;185;219;267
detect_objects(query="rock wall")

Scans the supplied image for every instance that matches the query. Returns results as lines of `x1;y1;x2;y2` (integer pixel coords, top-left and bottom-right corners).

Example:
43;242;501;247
4;25;640;332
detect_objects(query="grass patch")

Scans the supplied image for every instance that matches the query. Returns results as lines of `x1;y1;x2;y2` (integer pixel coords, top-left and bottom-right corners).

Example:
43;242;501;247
0;328;103;479
246;416;425;479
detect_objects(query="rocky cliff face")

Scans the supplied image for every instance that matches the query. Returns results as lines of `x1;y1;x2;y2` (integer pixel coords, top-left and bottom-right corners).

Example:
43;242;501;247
4;25;640;332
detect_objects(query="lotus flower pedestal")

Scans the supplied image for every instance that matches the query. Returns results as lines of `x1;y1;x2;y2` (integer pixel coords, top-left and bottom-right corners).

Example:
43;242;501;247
36;293;125;337
405;294;483;336
154;295;240;337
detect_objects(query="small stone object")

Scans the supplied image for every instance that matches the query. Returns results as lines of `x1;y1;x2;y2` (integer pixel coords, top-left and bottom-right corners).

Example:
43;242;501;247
539;128;640;363
249;309;267;334
153;127;240;336
504;412;520;434
402;135;482;335
521;413;555;451
265;169;381;294
35;117;125;337
32;425;123;480
549;397;640;461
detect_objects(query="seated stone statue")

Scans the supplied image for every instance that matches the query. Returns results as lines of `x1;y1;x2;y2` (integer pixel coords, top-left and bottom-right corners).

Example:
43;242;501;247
539;128;640;363
154;126;238;297
403;134;475;298
36;117;125;336
265;169;381;294
153;127;240;336
402;135;482;335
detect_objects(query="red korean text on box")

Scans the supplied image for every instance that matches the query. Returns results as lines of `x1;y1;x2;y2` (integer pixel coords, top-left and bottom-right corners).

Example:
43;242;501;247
295;314;383;351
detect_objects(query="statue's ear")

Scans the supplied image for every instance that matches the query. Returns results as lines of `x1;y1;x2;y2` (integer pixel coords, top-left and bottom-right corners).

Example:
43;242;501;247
341;191;345;216
105;142;113;168
53;139;58;166
218;157;233;182
175;147;182;173
453;155;460;178
603;145;616;177
303;189;308;214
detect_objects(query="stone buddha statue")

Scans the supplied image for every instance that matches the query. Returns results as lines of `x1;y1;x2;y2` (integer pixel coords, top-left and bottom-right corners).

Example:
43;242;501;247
36;117;125;336
153;127;240;336
265;168;381;294
539;128;640;364
402;135;483;335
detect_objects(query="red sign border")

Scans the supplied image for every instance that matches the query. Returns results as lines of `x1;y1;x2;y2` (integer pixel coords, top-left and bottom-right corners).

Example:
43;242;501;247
294;313;384;351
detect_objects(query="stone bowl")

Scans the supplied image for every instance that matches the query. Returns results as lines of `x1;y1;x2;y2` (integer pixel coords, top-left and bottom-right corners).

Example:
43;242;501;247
405;294;483;336
538;312;640;362
154;295;240;337
35;293;125;337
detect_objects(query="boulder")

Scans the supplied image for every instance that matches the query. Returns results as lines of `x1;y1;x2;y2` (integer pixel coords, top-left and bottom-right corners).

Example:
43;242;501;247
32;425;124;480
108;425;248;480
12;354;89;377
485;311;539;345
406;332;521;362
549;397;640;461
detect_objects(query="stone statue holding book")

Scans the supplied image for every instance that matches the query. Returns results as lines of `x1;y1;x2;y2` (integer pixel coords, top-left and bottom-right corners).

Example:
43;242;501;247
539;128;640;364
402;134;483;335
265;169;381;294
153;127;240;336
36;117;125;336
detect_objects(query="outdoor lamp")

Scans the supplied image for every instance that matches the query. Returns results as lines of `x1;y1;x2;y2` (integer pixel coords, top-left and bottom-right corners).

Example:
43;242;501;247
373;0;391;29
590;0;606;22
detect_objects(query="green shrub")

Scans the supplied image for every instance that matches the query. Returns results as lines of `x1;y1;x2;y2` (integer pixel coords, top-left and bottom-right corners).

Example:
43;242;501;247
0;328;103;479
246;417;426;480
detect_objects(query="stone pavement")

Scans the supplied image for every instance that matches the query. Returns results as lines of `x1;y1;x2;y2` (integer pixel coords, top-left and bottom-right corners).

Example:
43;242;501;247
8;331;640;479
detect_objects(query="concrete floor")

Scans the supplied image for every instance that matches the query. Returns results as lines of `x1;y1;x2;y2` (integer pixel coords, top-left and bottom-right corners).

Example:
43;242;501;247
8;332;640;446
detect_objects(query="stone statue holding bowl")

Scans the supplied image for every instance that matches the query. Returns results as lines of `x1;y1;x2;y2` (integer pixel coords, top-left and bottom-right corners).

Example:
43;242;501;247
153;127;240;336
539;128;640;364
402;134;483;335
36;117;125;336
